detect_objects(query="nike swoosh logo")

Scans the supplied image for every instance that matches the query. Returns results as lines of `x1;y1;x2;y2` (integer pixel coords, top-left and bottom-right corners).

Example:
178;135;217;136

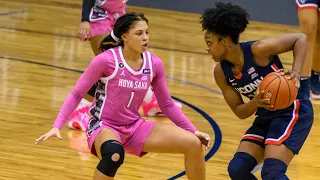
229;79;235;82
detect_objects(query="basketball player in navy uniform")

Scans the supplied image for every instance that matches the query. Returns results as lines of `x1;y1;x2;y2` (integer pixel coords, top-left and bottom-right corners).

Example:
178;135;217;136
200;2;314;179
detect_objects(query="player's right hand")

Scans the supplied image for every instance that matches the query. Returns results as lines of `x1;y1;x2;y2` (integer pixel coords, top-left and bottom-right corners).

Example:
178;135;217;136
78;21;92;41
35;127;62;144
253;89;275;111
194;130;211;150
277;69;300;88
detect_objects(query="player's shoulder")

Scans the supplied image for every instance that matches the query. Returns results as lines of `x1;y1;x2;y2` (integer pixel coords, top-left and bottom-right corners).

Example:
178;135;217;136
147;51;161;60
89;49;116;69
146;51;163;65
100;48;117;61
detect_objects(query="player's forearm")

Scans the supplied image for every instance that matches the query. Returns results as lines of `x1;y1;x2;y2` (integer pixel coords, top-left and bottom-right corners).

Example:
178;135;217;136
292;33;307;74
234;99;258;119
161;102;197;133
53;87;84;129
81;0;96;22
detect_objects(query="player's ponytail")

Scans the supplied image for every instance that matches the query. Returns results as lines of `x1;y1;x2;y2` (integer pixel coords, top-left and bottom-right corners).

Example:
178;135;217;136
99;12;148;52
99;30;123;52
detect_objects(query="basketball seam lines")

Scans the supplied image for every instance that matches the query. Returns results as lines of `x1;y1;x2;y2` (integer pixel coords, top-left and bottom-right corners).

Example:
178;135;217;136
284;77;291;108
264;75;280;106
263;75;279;90
274;76;281;107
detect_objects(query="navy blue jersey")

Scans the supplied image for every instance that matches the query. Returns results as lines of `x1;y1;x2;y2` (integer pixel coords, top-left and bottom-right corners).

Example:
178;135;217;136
220;41;283;100
220;41;314;155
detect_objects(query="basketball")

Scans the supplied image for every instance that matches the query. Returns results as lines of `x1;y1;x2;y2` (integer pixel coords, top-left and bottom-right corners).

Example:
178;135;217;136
258;71;298;110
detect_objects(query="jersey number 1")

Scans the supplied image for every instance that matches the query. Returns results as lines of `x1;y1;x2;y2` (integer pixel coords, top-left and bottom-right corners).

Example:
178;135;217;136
127;92;134;108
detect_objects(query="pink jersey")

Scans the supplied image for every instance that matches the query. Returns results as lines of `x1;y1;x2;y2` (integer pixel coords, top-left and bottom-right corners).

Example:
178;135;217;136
89;0;126;22
53;46;197;133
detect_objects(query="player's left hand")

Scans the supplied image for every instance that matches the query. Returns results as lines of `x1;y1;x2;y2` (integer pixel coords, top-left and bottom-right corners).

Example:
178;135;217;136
194;131;211;150
277;69;300;88
78;21;92;41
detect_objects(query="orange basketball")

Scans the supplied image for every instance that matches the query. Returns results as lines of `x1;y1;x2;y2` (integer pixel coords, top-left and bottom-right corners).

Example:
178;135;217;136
258;71;298;110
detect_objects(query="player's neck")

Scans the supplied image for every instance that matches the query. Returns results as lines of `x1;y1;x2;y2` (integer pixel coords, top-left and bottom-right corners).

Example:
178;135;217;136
122;46;142;62
225;44;244;68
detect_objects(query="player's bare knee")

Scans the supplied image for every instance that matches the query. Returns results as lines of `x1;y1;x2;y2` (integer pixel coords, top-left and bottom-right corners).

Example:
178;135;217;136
184;135;202;154
111;153;120;161
96;140;125;177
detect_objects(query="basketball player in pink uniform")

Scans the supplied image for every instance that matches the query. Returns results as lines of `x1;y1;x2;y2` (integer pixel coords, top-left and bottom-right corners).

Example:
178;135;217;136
78;0;126;55
36;12;210;180
72;0;181;132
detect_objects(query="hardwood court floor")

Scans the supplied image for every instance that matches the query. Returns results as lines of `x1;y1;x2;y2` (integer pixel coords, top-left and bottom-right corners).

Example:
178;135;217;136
0;0;319;179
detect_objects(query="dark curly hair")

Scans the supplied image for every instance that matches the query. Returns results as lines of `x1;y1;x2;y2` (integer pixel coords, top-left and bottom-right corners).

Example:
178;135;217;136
200;2;250;44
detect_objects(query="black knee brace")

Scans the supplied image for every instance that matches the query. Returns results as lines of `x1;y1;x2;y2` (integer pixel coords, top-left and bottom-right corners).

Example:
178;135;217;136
261;158;288;180
228;152;258;180
97;140;125;177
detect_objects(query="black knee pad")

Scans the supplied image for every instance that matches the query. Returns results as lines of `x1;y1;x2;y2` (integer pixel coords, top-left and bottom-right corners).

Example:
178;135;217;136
261;158;288;180
97;140;125;177
228;152;258;180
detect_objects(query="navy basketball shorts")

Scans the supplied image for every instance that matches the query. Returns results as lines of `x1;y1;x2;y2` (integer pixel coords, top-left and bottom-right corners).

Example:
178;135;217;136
296;0;320;11
241;99;314;154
